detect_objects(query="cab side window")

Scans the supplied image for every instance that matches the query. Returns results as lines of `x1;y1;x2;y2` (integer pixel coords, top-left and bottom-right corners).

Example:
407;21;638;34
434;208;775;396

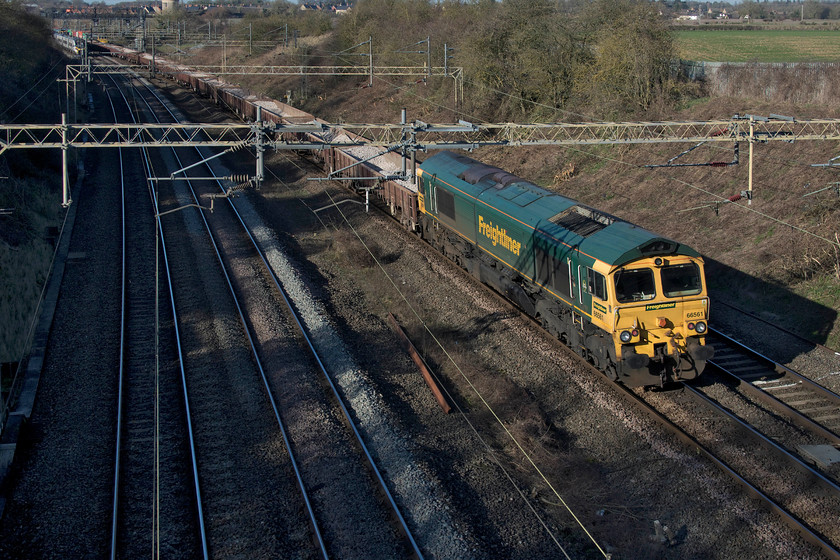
586;267;607;301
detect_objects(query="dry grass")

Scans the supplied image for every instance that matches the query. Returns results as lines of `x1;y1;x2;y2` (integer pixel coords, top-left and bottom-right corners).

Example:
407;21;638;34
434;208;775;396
0;175;61;363
329;228;377;269
163;29;840;347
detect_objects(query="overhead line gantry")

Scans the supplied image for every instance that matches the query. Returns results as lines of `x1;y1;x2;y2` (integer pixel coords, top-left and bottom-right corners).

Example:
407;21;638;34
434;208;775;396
3;114;840;207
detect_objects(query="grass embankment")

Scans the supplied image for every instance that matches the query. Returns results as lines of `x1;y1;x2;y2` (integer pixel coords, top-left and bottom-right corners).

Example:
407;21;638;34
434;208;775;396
209;23;840;350
675;29;840;62
0;179;60;362
0;6;66;363
140;8;840;351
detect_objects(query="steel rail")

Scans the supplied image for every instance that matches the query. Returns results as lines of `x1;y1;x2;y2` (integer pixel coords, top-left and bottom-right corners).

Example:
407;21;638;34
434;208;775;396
681;382;840;496
707;327;840;446
105;71;211;560
103;78;128;560
621;382;840;560
119;67;333;558
140;77;425;558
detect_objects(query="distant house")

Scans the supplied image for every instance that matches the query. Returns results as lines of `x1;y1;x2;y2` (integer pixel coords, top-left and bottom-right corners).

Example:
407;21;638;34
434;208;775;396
301;2;353;13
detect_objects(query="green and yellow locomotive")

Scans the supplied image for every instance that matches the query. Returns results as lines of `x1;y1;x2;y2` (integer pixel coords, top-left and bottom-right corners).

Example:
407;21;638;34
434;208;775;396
417;151;713;387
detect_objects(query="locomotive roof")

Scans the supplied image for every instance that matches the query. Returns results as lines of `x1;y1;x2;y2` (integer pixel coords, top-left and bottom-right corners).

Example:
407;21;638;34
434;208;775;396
419;151;700;268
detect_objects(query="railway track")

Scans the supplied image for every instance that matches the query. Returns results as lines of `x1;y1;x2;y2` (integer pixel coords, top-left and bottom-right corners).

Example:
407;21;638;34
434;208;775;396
706;327;840;446
629;379;840;559
625;322;840;558
105;60;426;558
8;47;835;557
103;72;201;558
714;300;840;357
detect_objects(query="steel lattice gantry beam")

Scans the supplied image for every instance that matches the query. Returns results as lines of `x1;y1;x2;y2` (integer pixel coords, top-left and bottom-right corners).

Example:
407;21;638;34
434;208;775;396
66;64;146;80
185;65;464;104
0;122;260;154
4;115;840;207
187;65;461;78
329;117;840;148
67;60;465;102
6;116;840;154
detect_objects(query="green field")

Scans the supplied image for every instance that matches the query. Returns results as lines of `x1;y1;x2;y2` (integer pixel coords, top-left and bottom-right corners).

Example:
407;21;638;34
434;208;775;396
675;29;840;62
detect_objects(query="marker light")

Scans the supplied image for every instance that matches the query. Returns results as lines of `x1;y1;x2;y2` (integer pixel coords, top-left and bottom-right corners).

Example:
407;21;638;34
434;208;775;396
657;317;668;328
620;330;633;343
694;321;707;334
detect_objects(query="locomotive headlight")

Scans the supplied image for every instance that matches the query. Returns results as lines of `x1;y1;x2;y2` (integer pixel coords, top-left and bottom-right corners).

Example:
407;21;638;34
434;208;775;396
620;330;633;343
694;321;707;334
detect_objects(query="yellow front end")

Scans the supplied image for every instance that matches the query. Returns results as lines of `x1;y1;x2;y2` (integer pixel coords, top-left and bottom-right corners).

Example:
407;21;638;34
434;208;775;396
608;256;714;385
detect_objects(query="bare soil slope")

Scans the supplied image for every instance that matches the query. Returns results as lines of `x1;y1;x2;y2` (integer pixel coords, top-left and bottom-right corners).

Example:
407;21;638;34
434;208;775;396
186;39;840;350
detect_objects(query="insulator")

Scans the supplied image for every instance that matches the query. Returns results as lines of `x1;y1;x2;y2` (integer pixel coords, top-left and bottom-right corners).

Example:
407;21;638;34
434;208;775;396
228;143;246;152
229;174;250;183
226;180;253;195
728;194;742;202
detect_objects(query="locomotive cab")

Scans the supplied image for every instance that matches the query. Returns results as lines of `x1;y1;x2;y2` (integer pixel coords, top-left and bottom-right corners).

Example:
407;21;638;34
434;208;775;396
608;256;714;386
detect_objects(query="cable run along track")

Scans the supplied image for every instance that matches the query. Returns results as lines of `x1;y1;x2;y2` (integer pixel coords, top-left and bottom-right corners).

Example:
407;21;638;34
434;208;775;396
103;60;423;558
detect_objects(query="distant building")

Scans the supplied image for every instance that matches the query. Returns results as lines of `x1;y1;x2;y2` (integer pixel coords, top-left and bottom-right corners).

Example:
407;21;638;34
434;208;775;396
301;2;353;13
161;0;178;12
